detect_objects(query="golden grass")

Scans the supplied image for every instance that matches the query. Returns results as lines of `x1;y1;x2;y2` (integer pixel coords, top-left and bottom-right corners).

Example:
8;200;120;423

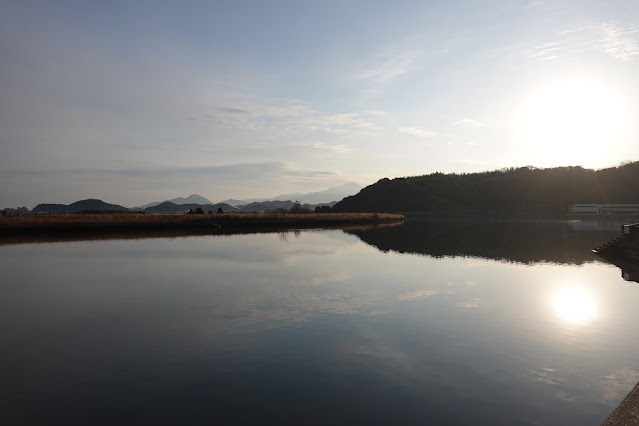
0;212;404;236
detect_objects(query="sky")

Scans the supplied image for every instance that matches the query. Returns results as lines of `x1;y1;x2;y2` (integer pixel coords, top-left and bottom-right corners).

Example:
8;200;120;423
1;0;639;207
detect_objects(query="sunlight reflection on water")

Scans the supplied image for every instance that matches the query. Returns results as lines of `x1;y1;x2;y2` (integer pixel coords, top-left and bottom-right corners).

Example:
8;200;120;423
551;286;598;325
1;221;639;425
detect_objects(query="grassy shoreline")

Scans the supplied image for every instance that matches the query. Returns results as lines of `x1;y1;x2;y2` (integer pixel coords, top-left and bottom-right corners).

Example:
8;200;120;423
0;212;404;238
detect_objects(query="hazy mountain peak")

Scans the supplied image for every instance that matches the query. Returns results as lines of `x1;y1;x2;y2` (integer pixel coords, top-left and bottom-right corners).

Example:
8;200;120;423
278;182;363;204
139;194;213;209
223;182;363;206
172;194;213;205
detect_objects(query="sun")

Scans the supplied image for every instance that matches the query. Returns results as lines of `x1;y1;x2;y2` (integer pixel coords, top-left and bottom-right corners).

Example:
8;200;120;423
519;77;627;167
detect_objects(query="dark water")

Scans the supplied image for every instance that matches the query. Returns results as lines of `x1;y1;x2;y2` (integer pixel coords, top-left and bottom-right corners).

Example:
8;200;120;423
2;219;639;425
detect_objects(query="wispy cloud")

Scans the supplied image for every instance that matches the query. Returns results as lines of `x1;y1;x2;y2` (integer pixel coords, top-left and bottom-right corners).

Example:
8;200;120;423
196;98;376;137
197;98;310;124
360;51;420;84
521;27;589;63
1;162;338;180
399;127;438;138
525;24;639;63
601;23;639;61
455;118;484;128
285;113;375;133
558;28;580;36
522;41;564;62
302;142;353;154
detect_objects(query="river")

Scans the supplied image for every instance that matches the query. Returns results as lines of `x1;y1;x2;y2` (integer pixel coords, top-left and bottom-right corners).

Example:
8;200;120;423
1;219;638;425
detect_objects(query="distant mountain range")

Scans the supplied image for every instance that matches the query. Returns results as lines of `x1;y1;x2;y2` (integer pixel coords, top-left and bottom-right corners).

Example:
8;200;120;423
141;200;336;214
19;183;363;214
135;183;361;210
138;194;214;210
221;182;362;206
29;199;338;215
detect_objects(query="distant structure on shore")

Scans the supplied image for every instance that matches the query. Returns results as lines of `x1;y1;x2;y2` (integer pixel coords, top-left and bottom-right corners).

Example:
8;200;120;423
569;204;639;215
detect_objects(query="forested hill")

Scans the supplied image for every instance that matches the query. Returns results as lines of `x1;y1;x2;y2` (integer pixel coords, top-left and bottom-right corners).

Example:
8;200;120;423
332;162;639;215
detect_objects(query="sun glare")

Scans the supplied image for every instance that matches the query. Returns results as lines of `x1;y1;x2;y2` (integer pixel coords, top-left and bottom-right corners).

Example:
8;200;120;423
551;286;598;325
519;77;627;167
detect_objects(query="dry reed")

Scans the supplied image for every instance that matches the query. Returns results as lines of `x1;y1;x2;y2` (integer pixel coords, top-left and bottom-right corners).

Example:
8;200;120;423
0;212;404;236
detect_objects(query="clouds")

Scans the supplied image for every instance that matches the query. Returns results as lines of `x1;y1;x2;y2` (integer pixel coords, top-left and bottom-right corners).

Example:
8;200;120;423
522;22;639;64
520;26;591;63
399;127;439;138
302;142;354;154
196;98;377;138
2;1;639;206
398;118;484;141
455;118;484;128
360;51;421;84
1;161;338;181
601;23;639;61
523;41;564;62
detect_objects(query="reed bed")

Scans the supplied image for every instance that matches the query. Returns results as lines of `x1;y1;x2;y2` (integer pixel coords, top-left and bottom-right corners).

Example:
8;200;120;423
0;212;404;237
0;220;404;247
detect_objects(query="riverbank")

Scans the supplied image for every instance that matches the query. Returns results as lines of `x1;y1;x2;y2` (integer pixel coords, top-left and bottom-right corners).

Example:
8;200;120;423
602;380;639;425
0;212;404;239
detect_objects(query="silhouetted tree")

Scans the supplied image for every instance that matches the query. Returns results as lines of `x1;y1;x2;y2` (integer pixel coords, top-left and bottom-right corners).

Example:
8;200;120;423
289;201;312;214
217;207;224;214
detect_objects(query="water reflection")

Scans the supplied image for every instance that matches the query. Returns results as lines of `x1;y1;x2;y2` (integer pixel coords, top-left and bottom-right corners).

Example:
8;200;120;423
596;251;639;284
551;286;598;324
1;222;639;425
347;217;630;264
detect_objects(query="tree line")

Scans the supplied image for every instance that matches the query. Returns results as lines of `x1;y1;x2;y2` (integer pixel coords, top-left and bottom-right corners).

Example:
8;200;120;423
331;162;639;215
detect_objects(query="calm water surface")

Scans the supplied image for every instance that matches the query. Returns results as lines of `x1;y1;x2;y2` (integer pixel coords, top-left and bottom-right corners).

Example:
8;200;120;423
2;220;639;425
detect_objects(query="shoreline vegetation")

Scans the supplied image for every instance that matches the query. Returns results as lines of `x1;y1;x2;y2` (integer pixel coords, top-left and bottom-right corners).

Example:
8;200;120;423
332;162;639;214
0;212;404;242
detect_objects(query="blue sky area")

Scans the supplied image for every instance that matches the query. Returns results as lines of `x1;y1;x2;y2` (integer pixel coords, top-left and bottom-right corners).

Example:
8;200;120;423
2;0;638;206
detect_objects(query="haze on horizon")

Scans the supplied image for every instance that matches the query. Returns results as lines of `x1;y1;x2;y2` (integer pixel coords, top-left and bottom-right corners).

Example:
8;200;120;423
1;0;638;208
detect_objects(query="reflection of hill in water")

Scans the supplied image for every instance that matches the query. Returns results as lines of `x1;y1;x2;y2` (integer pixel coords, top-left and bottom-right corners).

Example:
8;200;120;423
595;251;639;284
346;218;626;265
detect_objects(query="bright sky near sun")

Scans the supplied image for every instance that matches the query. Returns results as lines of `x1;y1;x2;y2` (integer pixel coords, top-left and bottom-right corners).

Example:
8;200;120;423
1;0;639;207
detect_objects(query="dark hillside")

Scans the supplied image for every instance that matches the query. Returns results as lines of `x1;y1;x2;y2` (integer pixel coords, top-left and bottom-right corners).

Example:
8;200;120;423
333;162;639;215
33;199;128;214
69;199;129;212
